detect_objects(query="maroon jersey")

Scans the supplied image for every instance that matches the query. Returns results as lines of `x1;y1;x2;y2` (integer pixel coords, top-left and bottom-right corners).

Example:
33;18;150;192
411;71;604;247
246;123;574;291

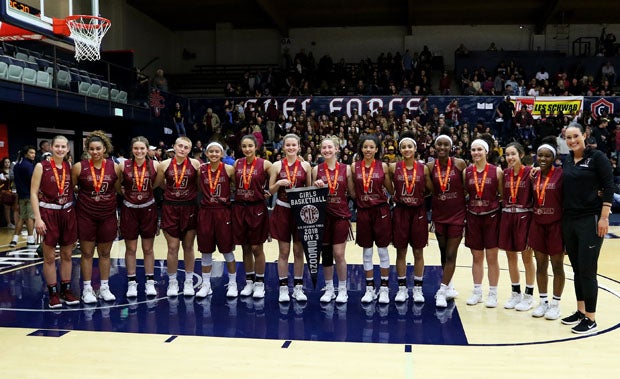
465;163;500;214
431;157;466;223
353;159;388;209
234;157;267;203
122;159;156;205
316;162;351;218
39;160;74;205
77;158;117;216
392;161;426;207
531;167;563;224
275;158;308;203
502;165;533;209
199;162;232;208
163;158;198;202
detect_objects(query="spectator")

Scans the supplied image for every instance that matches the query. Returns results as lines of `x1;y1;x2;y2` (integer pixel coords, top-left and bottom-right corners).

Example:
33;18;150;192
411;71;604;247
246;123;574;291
172;102;186;137
151;68;168;92
35;140;50;163
10;146;36;248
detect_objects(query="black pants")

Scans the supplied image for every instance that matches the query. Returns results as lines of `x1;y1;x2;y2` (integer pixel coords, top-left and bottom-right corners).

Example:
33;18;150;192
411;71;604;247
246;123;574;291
562;214;603;313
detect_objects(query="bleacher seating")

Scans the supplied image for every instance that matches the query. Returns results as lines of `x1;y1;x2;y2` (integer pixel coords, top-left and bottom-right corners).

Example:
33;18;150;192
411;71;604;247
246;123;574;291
0;61;7;80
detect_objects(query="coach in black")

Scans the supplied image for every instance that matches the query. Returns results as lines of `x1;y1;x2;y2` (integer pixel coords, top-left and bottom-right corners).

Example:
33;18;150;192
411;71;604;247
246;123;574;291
560;122;615;334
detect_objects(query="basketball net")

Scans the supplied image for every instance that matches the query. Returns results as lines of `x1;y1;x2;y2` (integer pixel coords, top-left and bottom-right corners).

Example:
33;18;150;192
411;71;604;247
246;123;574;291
65;15;111;61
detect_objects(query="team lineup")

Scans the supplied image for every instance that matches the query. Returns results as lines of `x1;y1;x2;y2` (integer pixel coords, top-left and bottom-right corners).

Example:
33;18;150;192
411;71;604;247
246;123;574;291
32;123;613;335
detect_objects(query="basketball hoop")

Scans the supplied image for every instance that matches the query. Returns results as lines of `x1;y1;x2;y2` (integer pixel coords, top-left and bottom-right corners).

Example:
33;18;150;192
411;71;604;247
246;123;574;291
63;15;111;61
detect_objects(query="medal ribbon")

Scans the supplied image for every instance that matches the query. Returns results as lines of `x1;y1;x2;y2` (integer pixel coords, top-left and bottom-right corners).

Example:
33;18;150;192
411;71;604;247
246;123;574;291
172;158;188;189
536;167;554;206
133;161;147;192
435;158;452;193
208;162;223;194
51;161;66;196
401;161;417;194
242;158;257;190
473;164;489;199
324;162;339;195
89;159;105;194
362;160;375;193
283;158;299;188
509;165;524;203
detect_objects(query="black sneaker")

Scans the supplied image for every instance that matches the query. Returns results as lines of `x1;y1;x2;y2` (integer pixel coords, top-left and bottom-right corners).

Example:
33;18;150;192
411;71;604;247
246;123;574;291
571;317;597;334
9;240;17;248
561;310;585;325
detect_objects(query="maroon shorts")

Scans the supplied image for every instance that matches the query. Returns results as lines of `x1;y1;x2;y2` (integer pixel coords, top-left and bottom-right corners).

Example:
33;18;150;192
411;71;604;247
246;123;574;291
120;202;158;240
232;202;269;245
1;191;16;206
528;219;564;256
324;214;351;245
77;208;117;243
433;221;464;239
270;204;300;242
197;207;234;254
498;211;532;252
41;206;77;247
392;205;428;249
355;204;392;248
161;201;198;239
465;211;500;250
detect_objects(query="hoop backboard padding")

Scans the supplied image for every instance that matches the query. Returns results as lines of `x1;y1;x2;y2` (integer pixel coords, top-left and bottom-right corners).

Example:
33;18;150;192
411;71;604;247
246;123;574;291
64;15;110;61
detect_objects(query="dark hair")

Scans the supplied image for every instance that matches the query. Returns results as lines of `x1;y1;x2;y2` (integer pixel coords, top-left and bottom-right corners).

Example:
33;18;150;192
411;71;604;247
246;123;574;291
357;134;381;159
240;134;258;146
21;145;36;158
566;121;584;133
539;135;558;149
39;140;49;149
505;141;525;157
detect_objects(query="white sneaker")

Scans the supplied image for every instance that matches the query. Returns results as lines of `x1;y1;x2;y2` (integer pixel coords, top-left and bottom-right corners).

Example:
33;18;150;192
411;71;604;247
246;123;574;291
145;280;157;296
99;285;116;302
504;292;522;309
544;300;561;320
378;286;389;304
320;285;336;303
81;287;97;304
515;294;534;311
196;282;212;298
435;288;448;308
279;285;290;302
252;282;265;299
335;288;348;304
126;281;138;298
412;286;425;303
167;279;179;297
446;287;459;300
466;290;483;305
240;280;254;296
183;280;195;296
395;286;409;302
7;223;15;229
226;281;238;298
532;301;549;318
361;286;377;303
485;291;498;308
292;284;307;301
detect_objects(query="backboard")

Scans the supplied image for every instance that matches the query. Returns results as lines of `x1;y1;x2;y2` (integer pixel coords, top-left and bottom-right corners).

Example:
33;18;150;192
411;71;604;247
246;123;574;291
0;0;99;43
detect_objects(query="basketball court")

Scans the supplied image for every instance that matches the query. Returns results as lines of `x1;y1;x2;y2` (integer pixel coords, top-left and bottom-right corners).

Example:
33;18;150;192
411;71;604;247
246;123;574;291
1;224;619;378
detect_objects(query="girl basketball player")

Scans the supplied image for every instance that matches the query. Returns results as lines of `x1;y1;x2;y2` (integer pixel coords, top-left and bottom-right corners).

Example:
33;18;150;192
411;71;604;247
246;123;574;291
463;135;503;308
529;138;565;320
233;135;272;299
31;135;80;308
429;131;467;308
72;130;119;304
498;142;536;311
313;137;355;304
195;142;239;299
154;136;201;297
389;132;433;303
352;134;394;304
269;133;312;303
117;136;159;298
